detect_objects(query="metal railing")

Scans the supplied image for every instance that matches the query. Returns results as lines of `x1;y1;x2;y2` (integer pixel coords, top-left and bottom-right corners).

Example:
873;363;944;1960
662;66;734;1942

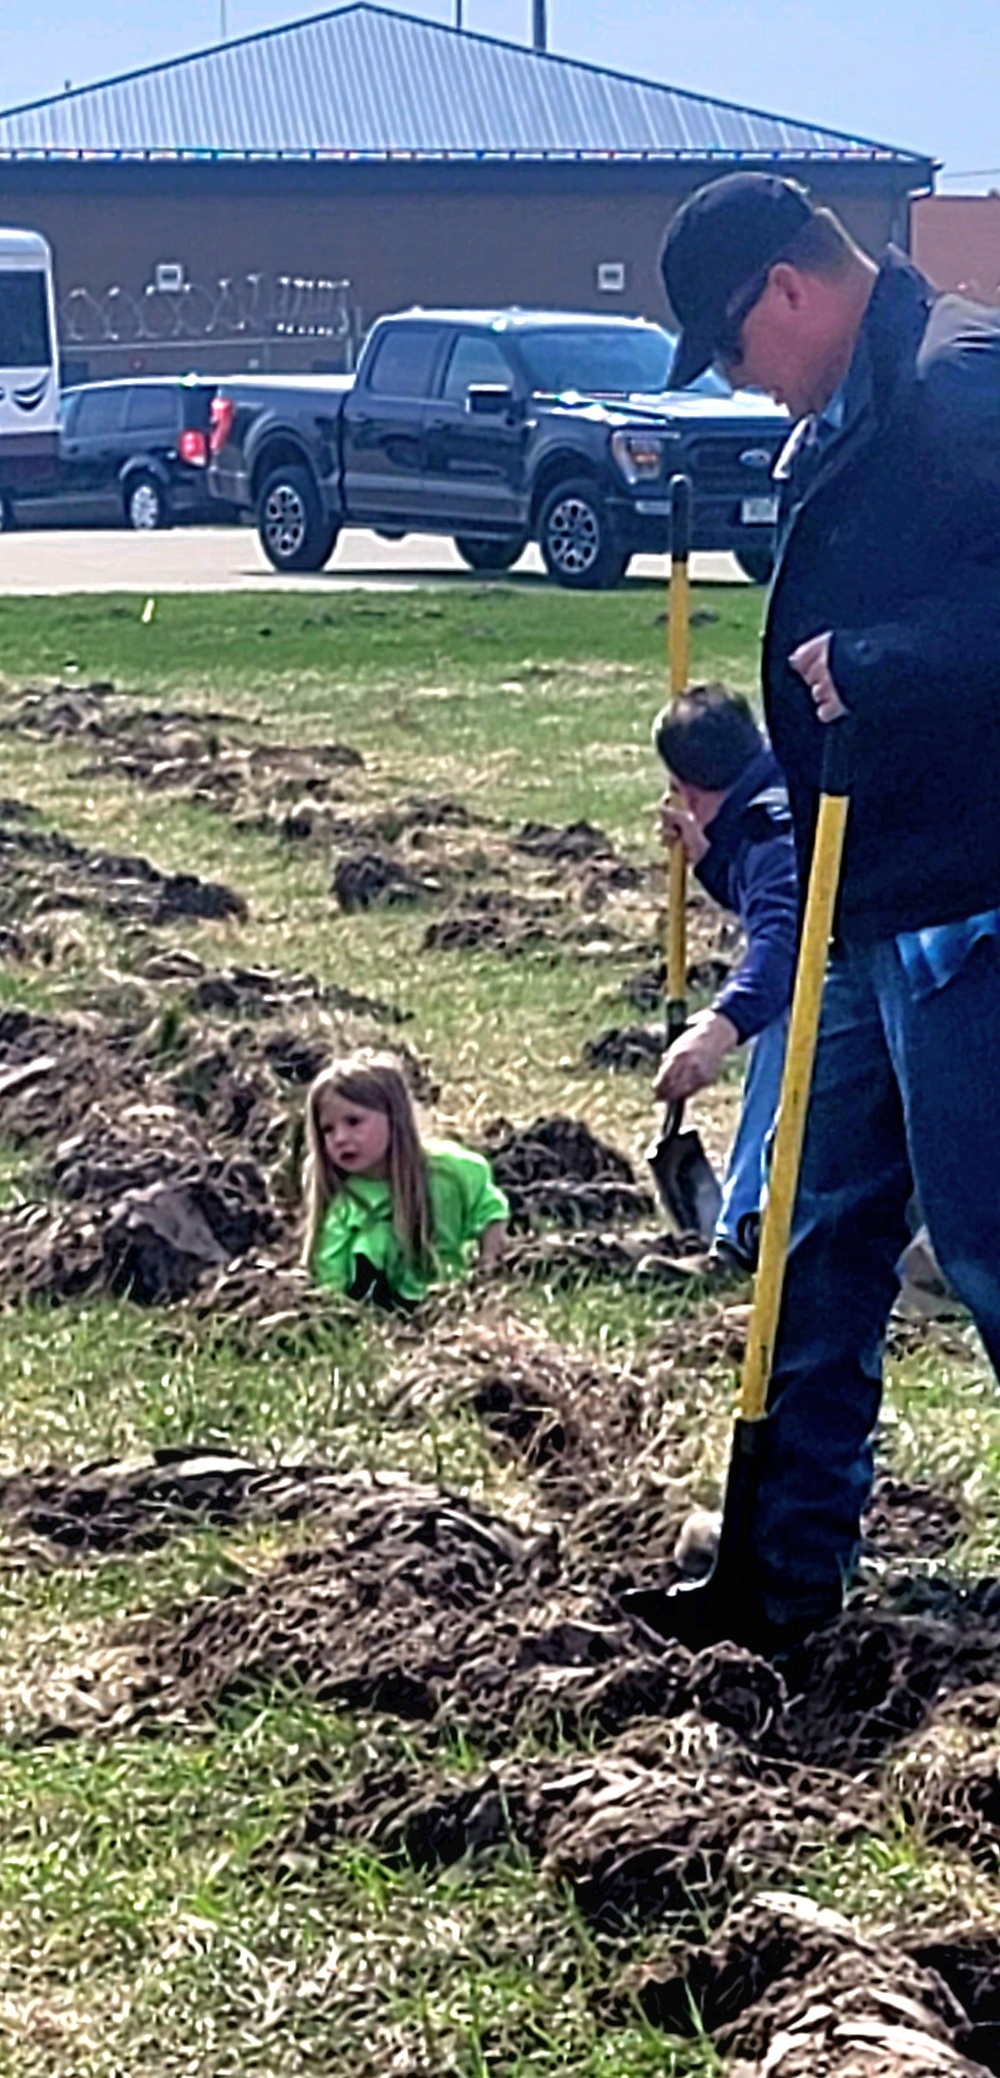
60;272;356;351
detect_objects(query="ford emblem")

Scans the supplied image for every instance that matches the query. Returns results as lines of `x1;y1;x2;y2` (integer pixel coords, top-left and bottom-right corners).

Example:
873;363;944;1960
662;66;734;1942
739;448;772;470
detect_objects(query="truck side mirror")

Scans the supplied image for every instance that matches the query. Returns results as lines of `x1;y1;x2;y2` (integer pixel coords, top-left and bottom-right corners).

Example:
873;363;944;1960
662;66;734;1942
467;384;518;418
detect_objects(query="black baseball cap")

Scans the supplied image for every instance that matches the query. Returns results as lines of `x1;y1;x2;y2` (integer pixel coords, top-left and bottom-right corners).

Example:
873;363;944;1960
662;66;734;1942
662;172;815;388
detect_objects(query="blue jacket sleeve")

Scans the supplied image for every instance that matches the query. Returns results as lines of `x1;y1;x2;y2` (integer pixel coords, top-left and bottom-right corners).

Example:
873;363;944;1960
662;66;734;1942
713;835;798;1043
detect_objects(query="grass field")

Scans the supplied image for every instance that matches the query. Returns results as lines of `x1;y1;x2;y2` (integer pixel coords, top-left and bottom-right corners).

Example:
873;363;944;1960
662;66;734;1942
0;583;996;2078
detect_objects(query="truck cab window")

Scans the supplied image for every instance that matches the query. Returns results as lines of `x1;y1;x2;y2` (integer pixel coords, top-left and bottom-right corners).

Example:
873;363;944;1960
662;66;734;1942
366;327;441;399
442;334;512;402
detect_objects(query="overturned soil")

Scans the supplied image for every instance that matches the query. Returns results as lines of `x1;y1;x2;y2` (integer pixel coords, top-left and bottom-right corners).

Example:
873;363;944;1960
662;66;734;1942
0;980;434;1305
0;804;247;931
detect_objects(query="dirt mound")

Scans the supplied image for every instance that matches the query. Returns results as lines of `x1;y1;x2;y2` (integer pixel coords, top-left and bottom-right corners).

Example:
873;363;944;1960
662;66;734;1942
0;811;247;929
0;1446;383;1557
423;889;653;962
635;1893;981;2076
863;1476;965;1568
770;1599;1000;1769
1;683;365;825
891;1701;1000;1870
331;847;446;913
283;794;476;848
146;956;406;1026
480;1115;653;1229
0;1156;277;1307
514;819;613;862
582;1023;664;1072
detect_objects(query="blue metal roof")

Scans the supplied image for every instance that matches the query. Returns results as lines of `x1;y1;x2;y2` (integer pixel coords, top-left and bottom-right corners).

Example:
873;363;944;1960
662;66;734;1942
0;3;927;164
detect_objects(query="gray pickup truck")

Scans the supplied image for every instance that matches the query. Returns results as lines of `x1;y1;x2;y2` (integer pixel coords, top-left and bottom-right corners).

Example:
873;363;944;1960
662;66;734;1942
208;307;787;587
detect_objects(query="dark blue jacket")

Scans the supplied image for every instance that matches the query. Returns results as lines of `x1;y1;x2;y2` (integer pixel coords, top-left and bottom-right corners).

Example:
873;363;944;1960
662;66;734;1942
696;747;798;1044
765;252;1000;943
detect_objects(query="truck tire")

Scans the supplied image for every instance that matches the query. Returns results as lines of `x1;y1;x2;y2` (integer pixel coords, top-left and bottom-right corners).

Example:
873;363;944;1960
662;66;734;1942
537;478;628;590
125;472;170;530
454;532;528;573
735;543;775;586
258;462;339;574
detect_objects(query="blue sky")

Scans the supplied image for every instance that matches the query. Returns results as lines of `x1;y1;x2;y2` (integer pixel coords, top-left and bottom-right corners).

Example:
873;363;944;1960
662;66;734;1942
2;0;996;190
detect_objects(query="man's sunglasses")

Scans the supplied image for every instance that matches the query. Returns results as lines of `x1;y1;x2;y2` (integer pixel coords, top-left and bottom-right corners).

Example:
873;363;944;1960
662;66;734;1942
712;263;776;371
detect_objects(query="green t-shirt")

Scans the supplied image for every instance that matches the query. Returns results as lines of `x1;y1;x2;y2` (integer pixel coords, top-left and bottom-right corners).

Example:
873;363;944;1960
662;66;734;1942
311;1138;509;1304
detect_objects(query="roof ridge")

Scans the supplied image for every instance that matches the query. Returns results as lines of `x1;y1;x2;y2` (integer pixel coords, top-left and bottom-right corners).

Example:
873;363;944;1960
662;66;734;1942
0;0;924;159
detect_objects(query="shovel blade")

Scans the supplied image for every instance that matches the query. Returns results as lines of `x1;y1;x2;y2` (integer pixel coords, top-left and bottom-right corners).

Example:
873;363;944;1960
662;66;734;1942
620;1416;767;1650
647;1122;722;1243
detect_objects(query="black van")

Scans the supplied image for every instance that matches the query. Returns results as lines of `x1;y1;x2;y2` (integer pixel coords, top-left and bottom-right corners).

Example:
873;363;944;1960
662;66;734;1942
1;376;224;531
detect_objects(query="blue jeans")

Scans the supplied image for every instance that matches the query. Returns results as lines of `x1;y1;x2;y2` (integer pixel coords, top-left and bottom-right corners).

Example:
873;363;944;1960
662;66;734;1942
754;934;1000;1616
715;1012;788;1259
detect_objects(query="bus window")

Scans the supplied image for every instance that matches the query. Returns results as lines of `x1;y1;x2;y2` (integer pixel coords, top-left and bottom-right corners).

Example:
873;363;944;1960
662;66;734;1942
0;271;51;368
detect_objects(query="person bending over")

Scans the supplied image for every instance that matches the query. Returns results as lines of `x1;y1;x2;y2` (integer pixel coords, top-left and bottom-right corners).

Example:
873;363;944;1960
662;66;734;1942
652;683;798;1273
303;1049;508;1311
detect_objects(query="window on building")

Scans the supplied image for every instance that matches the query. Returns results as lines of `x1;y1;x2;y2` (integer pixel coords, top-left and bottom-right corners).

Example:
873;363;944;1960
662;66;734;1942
366;325;441;398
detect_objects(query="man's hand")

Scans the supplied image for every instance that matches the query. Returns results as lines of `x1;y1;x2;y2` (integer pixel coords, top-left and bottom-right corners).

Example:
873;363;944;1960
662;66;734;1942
789;631;848;723
658;795;709;866
653;1009;739;1103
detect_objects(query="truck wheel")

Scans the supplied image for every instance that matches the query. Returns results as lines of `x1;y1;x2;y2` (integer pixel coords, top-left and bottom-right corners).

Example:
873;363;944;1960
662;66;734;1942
125;473;170;530
537;478;628;590
454;532;528;573
258;463;338;573
735;544;775;586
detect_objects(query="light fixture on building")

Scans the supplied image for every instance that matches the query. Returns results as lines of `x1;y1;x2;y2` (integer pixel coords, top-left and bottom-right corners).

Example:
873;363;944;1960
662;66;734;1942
597;261;626;293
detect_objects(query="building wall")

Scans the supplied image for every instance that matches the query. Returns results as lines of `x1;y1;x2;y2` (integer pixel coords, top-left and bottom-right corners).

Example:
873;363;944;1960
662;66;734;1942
0;158;925;378
912;194;1000;303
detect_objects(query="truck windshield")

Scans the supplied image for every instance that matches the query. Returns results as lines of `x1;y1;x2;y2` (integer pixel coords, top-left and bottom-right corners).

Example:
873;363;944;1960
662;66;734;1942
515;326;730;398
0;271;51;368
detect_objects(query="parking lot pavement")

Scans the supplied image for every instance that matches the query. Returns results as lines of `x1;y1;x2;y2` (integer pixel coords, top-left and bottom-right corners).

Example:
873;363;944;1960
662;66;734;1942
0;525;748;593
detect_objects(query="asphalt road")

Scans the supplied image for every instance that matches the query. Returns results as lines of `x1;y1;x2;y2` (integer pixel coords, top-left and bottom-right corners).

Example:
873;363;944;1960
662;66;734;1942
0;524;748;593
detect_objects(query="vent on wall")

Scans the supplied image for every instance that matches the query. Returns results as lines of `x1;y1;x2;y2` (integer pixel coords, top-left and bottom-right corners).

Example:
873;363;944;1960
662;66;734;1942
596;261;626;293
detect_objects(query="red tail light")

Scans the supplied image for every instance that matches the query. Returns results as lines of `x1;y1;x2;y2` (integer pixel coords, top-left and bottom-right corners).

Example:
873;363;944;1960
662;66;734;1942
178;427;208;466
209;395;235;455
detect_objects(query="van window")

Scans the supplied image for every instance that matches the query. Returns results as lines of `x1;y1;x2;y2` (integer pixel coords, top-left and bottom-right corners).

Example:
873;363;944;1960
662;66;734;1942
442;334;513;401
125;386;178;433
366;326;440;399
0;272;51;368
73;388;128;436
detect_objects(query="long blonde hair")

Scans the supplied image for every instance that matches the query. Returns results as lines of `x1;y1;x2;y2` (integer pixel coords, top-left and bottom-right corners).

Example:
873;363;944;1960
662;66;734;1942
301;1050;434;1274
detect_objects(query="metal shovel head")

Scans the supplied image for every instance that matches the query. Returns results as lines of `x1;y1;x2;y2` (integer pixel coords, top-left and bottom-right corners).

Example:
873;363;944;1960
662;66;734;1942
621;1414;767;1651
646;1118;722;1243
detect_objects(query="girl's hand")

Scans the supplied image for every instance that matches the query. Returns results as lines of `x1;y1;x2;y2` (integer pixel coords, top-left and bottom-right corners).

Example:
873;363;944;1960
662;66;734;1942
478;1221;508;1272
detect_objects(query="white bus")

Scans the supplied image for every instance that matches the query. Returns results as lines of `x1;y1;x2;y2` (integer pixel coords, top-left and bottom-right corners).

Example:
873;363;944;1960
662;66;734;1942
0;228;59;506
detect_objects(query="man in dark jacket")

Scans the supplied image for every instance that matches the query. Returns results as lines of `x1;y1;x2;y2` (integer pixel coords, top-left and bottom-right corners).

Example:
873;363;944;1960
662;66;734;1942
651;683;797;1270
650;171;1000;1652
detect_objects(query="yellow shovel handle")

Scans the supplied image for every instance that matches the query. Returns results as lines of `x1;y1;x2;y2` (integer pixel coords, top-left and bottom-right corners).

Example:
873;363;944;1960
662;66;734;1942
665;476;692;1014
739;753;851;1423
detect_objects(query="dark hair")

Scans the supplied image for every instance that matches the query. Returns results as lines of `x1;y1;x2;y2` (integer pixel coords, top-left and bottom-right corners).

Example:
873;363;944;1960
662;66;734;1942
652;683;763;790
781;206;863;279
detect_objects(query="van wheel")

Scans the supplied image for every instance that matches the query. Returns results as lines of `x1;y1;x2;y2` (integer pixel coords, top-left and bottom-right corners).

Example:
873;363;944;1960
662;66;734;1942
125;473;170;530
257;463;338;573
454;532;528;573
537;478;628;589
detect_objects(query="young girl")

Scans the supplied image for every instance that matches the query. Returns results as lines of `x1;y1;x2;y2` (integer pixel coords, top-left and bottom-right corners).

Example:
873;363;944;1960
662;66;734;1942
302;1050;509;1309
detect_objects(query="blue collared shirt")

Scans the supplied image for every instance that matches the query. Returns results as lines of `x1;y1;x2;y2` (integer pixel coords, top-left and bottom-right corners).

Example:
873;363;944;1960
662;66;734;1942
896;909;1000;1000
